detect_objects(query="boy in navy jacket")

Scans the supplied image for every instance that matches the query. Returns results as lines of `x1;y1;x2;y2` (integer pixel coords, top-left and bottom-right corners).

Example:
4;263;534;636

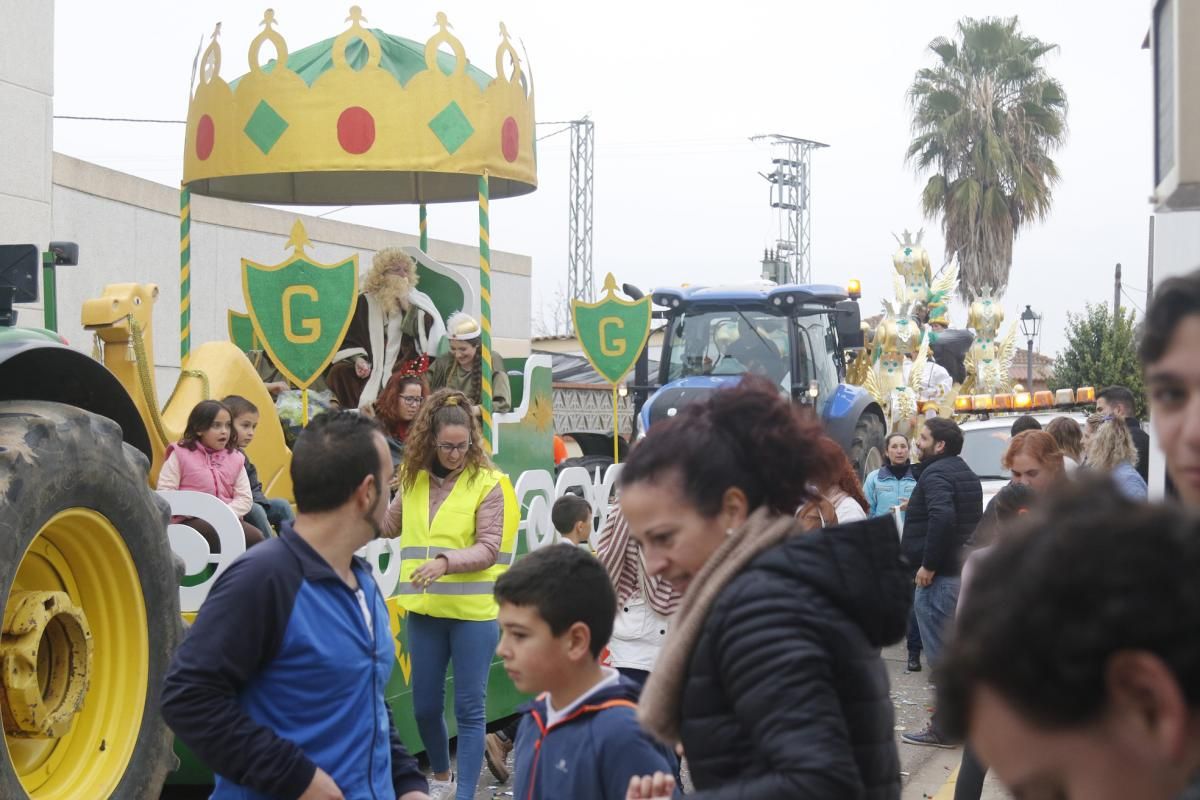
495;543;678;800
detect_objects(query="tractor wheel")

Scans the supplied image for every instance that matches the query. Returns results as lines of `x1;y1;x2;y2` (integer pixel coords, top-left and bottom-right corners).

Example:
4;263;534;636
849;411;887;480
0;401;182;800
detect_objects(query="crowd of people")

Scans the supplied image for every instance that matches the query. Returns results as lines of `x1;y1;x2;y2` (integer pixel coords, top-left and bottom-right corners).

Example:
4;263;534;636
157;268;1200;800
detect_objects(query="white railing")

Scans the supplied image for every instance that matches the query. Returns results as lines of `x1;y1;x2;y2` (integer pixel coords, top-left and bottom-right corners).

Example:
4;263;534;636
162;462;624;609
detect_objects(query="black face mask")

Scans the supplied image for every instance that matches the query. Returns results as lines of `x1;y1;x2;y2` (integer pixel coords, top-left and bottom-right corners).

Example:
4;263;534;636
885;462;910;480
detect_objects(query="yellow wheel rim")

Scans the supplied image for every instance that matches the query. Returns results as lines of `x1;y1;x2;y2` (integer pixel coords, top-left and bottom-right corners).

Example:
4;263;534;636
3;509;148;799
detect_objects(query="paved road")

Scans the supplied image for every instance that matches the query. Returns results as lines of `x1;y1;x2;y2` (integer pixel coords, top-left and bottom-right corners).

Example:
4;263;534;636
886;642;1009;800
163;642;1009;799
468;642;1010;800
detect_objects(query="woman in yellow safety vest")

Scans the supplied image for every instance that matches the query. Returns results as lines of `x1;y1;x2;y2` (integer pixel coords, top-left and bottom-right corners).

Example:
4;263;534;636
384;388;518;800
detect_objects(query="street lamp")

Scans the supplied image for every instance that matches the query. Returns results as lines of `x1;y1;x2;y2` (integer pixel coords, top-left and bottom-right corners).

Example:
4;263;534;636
1020;304;1042;390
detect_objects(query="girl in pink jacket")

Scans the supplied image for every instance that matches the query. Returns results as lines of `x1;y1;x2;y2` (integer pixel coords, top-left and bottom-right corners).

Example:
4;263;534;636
157;400;264;549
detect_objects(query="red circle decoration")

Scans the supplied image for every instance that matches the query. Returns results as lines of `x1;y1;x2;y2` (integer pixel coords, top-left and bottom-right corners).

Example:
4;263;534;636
501;117;519;163
337;107;376;155
195;115;215;161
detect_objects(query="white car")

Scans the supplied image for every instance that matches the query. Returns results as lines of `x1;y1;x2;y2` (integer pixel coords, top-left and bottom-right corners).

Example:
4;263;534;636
958;411;1086;508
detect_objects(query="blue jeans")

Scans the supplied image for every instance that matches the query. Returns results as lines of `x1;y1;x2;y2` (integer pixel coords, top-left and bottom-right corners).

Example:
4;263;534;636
905;568;923;656
914;575;960;668
409;613;498;800
907;607;923;656
244;499;293;537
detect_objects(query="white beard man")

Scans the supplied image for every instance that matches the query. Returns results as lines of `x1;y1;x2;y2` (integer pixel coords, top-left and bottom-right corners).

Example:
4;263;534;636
327;247;446;410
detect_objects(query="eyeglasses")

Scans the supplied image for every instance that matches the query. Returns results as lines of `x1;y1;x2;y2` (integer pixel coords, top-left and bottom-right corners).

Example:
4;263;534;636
400;396;424;405
436;441;471;454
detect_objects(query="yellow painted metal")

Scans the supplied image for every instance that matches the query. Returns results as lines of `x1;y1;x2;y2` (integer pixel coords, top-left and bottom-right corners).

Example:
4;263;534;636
82;283;294;500
1;590;93;738
3;509;148;799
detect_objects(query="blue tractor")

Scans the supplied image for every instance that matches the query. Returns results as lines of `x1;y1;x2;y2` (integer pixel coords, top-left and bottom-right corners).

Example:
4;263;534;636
631;281;888;478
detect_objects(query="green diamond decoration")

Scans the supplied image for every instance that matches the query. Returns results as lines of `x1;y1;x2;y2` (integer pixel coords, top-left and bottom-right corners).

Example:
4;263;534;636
428;101;474;154
244;100;289;155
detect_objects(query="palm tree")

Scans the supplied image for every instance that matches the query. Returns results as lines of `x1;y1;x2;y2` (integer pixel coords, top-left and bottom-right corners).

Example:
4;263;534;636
906;17;1068;301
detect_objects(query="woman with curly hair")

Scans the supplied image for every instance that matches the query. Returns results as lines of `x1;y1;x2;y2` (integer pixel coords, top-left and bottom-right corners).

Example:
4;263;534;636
427;312;511;415
374;373;426;468
1083;413;1147;500
384;388;519;800
805;435;870;524
621;375;910;799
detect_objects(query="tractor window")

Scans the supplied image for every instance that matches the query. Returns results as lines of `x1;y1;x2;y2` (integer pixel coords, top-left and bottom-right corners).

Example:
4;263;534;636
666;309;790;385
799;317;840;401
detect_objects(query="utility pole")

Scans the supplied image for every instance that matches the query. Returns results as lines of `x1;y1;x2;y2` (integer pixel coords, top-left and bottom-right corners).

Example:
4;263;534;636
751;134;828;284
1114;262;1122;318
567;117;595;322
1147;216;1156;299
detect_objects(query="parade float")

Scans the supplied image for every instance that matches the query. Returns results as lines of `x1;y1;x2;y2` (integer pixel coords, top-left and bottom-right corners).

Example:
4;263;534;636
847;229;1094;435
0;7;614;797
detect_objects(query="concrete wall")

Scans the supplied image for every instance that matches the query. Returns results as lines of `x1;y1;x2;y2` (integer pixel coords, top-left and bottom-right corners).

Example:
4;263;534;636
0;0;54;271
1147;210;1200;496
26;155;532;397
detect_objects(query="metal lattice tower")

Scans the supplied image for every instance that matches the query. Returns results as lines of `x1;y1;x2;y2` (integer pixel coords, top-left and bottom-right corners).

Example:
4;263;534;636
751;134;828;285
567;118;595;313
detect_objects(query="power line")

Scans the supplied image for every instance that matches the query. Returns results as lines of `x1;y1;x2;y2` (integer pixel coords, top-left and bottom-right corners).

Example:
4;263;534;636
54;113;184;123
536;126;572;142
1121;287;1144;314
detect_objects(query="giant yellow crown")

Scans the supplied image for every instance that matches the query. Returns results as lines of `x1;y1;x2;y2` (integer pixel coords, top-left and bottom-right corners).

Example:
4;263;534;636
184;7;536;205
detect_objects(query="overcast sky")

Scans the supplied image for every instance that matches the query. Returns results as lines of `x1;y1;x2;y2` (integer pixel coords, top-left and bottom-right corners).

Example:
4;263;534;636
52;0;1156;356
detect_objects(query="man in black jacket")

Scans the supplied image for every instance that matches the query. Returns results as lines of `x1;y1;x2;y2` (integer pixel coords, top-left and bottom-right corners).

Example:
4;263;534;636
899;417;982;748
1097;385;1150;482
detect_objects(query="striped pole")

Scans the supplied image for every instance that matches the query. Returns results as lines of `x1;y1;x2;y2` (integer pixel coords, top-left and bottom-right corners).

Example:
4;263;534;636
478;173;493;451
180;185;192;364
419;203;428;253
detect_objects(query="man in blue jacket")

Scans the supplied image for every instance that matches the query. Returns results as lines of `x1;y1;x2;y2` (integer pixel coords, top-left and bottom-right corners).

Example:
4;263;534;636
162;412;429;800
899;417;982;748
495;543;679;800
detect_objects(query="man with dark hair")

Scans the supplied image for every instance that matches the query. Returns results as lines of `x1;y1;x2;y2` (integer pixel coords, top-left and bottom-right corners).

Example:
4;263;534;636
495;544;678;800
936;481;1200;799
900;416;982;747
163;412;430;800
1097;385;1151;483
1009;414;1042;437
1141;268;1200;507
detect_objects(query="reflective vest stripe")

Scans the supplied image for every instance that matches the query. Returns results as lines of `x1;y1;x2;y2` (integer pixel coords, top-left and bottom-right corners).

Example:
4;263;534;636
399;545;513;565
396;581;498;596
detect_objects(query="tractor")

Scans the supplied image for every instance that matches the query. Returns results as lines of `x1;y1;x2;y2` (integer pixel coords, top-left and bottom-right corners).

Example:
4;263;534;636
0;246;183;799
631;281;888;478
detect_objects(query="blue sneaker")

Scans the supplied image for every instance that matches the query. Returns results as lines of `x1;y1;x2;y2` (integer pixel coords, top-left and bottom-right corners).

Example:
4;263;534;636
901;726;956;749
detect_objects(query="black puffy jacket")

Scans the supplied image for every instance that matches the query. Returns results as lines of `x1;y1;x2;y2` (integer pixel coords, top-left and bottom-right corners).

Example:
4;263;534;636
900;454;982;576
680;515;911;799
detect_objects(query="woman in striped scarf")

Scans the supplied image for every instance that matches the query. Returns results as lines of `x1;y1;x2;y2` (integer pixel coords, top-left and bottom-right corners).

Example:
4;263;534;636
597;503;682;688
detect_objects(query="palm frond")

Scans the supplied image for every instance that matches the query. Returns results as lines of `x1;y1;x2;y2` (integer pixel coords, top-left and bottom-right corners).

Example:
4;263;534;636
905;14;1067;299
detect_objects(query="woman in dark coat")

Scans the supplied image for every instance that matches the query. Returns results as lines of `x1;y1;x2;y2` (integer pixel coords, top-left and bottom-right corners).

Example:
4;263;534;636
621;375;911;800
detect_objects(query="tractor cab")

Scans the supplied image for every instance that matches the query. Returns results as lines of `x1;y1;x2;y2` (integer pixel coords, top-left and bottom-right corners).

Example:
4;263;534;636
638;281;865;432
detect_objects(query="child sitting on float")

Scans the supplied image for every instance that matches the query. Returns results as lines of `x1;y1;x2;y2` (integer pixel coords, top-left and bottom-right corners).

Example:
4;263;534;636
157;399;264;550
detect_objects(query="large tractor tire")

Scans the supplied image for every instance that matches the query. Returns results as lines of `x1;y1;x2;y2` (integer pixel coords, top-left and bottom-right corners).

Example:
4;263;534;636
0;401;182;799
849;410;887;480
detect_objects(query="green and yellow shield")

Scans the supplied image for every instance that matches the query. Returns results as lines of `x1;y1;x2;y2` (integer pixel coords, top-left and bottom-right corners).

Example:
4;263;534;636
570;273;652;385
240;220;358;389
